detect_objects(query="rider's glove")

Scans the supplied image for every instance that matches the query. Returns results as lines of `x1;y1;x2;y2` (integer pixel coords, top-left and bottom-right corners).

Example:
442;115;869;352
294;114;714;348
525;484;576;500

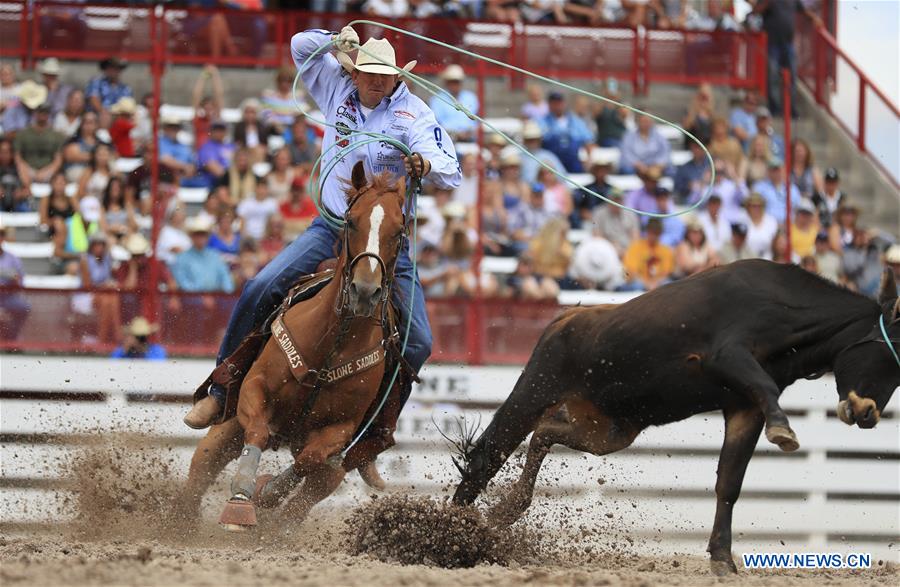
334;25;360;52
403;153;431;179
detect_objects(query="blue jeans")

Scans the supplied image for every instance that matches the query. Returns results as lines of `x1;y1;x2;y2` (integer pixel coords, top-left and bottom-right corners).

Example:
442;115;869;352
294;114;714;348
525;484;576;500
211;216;432;405
767;41;798;118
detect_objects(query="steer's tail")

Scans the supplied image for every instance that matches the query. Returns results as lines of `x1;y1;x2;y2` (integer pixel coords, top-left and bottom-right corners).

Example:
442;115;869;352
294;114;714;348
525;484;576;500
451;332;572;505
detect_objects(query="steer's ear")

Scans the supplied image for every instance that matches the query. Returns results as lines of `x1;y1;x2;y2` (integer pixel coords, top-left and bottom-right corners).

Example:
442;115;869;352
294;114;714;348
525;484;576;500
351;160;367;192
878;268;897;306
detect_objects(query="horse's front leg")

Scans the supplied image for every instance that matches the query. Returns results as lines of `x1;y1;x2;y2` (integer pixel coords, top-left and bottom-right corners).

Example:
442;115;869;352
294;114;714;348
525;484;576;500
220;372;271;530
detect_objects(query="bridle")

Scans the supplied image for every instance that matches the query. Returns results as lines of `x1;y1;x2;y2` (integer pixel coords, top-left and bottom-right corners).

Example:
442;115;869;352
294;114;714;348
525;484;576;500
334;178;414;323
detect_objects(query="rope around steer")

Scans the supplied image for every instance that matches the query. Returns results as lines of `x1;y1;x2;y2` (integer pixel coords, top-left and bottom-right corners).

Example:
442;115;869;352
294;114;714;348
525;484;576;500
290;21;717;458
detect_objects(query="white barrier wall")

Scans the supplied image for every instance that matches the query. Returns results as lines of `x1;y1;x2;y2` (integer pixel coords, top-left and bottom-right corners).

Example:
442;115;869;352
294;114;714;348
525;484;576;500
1;356;898;560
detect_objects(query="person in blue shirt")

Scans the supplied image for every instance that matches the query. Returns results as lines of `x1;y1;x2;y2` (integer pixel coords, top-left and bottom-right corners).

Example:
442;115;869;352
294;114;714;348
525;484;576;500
673;140;710;204
620;113;671;176
184;25;461;431
428;64;479;143
111;317;167;360
172;216;235;294
519;120;564;185
729;90;760;149
85;57;132;114
649;186;686;248
197;120;235;189
539;91;594;173
751;158;802;225
158;115;205;187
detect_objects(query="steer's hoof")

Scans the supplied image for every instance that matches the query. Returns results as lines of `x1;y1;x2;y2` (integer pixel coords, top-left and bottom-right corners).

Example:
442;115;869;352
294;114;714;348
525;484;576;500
710;558;738;575
219;496;257;531
766;425;800;452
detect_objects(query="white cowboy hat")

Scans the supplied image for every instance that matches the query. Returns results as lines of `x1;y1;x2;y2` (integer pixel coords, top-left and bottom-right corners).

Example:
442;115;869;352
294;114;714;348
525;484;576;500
440;64;465;81
521;121;542;141
17;80;48;110
336;38;417;76
125;316;159;337
37;58;62;76
124;232;150;256
185;215;214;234
110;96;137;115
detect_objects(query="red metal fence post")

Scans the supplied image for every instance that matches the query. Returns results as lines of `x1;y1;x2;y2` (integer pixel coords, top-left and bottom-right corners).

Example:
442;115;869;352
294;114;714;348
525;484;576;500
781;68;792;262
145;4;165;326
857;77;866;152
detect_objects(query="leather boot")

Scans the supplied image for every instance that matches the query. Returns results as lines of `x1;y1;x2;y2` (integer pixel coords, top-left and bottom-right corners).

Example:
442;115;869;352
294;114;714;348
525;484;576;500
183;396;223;429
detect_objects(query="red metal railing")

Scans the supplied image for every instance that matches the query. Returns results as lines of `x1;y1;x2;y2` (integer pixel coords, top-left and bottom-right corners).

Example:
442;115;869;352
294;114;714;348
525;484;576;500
12;1;766;94
796;19;900;189
0;287;560;365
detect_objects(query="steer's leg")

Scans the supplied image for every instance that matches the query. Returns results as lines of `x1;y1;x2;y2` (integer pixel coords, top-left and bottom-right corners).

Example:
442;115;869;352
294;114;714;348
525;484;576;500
707;346;798;451
489;398;640;526
707;404;765;575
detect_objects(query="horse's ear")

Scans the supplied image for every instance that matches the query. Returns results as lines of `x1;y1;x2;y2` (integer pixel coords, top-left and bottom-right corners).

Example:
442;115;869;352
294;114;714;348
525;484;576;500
395;175;407;202
878;268;897;306
351;161;367;192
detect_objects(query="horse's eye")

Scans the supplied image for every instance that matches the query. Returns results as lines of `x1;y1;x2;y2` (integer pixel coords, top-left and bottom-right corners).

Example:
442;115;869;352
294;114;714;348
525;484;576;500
346;219;356;231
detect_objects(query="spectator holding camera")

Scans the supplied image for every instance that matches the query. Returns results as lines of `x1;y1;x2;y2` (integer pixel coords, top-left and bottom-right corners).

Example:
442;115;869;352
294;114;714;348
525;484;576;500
111;317;166;360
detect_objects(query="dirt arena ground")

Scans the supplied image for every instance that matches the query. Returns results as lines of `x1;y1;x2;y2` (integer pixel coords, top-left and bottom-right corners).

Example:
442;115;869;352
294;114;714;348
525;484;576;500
2;436;897;586
2;520;897;587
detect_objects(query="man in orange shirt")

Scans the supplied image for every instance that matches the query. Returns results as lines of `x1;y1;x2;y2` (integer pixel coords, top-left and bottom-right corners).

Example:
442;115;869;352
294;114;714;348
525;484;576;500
622;218;675;291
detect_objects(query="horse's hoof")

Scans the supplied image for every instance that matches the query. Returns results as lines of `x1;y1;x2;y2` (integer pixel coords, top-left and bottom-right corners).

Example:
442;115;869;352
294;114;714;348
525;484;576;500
766;425;800;452
710;558;738;575
358;462;387;491
219;496;257;529
254;474;277;509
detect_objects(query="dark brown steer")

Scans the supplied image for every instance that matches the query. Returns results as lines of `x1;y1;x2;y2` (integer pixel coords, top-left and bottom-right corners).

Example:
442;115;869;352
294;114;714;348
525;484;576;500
453;260;900;574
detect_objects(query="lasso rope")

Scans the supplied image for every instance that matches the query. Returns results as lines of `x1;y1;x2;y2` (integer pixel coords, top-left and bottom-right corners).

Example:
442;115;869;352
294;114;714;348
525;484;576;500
290;21;717;456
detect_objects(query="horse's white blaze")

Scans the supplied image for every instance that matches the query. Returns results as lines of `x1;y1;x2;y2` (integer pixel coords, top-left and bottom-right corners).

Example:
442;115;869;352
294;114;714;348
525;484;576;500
366;204;385;272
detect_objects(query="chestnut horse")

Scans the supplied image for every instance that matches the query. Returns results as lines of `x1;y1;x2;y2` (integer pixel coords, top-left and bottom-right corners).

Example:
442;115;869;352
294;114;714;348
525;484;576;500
184;161;411;529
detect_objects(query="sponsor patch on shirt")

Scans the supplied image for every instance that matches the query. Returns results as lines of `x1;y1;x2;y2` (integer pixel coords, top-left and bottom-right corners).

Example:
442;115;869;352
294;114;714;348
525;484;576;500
393;110;416;120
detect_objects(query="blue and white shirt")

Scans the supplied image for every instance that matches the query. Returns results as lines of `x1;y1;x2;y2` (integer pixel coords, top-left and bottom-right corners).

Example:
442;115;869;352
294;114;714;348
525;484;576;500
291;30;461;218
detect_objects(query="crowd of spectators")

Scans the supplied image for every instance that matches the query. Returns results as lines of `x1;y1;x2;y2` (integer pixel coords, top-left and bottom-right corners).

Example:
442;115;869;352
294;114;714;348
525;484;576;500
0;0;896;348
0;57;322;343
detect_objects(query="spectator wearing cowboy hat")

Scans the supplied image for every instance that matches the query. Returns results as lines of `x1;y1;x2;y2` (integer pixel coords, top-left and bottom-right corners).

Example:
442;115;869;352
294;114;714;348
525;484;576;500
13;89;66;185
624;166;663;214
751;156;802;225
429;64;480;143
37;58;71;117
158;114;201;187
111;317;167;360
571;149;616;228
109;97;138;157
114;232;180;314
519;120;564;185
172;215;234;295
2;80;48;135
85;57;132;115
